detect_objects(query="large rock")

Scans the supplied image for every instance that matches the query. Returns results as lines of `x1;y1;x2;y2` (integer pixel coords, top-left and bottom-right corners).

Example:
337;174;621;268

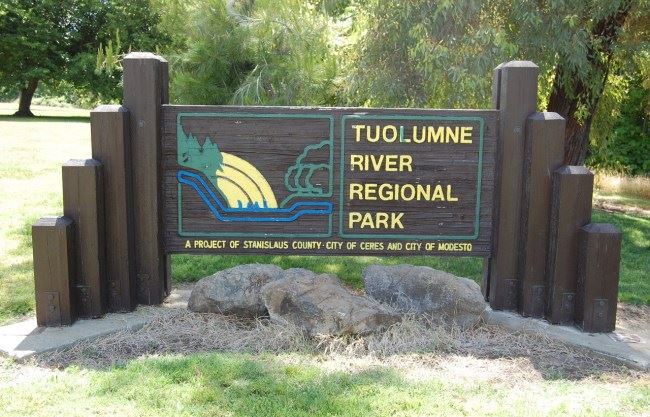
363;264;486;327
188;264;283;317
261;268;400;336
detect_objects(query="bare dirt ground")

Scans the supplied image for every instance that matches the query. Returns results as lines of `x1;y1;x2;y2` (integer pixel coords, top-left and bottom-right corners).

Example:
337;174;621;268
594;199;650;218
615;304;650;346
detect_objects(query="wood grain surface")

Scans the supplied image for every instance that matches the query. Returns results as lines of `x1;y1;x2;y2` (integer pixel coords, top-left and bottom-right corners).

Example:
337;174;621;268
162;106;497;257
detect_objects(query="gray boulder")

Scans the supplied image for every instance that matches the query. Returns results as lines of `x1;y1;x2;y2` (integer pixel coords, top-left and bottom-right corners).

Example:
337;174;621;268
188;264;283;317
363;264;486;327
262;268;400;336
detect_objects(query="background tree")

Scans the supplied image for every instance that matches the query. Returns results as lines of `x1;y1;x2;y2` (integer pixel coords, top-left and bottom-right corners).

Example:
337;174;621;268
0;0;168;116
3;0;646;173
344;0;649;165
509;0;641;164
158;0;338;106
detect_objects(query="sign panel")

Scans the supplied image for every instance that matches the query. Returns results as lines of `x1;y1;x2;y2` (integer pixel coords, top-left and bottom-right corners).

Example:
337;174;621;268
162;106;497;256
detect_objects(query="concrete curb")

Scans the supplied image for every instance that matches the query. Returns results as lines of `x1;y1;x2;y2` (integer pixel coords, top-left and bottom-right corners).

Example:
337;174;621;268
483;308;650;371
0;288;191;360
0;309;154;359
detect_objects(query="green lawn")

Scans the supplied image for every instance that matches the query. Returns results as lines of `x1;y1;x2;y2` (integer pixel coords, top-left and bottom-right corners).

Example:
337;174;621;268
0;107;649;324
592;211;650;304
1;353;648;417
0;113;92;323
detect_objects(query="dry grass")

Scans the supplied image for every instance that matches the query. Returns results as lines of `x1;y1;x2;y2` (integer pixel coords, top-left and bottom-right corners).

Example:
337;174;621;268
33;308;639;381
595;171;650;200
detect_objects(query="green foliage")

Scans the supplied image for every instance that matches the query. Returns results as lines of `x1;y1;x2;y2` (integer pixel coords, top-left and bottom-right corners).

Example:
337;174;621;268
589;72;650;174
343;0;649;168
167;0;338;105
164;0;252;104
343;0;647;110
0;0;169;107
343;0;515;108
0;1;94;88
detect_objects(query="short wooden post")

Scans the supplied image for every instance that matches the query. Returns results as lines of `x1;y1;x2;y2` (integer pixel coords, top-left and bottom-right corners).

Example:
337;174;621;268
32;217;76;326
484;61;539;310
122;52;169;305
517;113;565;317
546;166;593;324
91;105;137;312
62;159;106;318
576;223;622;332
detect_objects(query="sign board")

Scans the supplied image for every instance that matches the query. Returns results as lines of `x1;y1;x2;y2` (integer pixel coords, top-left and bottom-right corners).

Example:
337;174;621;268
162;106;497;256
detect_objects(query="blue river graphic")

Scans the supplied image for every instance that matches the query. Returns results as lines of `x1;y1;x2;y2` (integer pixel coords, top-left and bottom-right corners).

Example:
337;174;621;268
177;170;333;222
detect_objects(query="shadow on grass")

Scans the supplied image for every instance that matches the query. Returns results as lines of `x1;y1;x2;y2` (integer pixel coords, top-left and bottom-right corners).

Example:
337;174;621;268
593;210;650;304
88;353;449;416
0;115;89;123
74;348;640;417
5;349;644;416
0;257;35;324
0;218;40;324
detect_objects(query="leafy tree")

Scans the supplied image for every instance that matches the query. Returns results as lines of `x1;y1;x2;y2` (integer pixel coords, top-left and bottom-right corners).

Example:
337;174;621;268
344;0;649;165
0;0;168;116
512;0;641;164
163;0;338;105
351;1;524;109
588;67;650;174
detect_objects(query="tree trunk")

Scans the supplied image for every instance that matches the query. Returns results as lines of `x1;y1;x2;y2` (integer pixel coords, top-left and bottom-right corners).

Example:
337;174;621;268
546;1;632;165
547;66;601;165
13;79;39;117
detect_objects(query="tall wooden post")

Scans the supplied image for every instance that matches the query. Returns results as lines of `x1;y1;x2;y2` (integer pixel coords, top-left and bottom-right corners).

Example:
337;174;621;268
547;166;593;324
122;52;170;305
62;159;106;318
517;113;565;317
91;105;137;312
484;61;539;310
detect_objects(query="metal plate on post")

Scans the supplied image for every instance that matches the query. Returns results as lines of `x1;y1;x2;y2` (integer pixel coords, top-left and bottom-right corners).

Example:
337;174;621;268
592;298;609;332
39;291;62;327
560;292;575;324
108;279;122;312
530;285;545;318
505;279;517;310
137;273;151;304
75;285;94;318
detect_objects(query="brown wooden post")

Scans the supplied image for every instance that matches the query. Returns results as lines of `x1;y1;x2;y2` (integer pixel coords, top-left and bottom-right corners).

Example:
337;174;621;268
160;60;173;298
62;159;106;318
546;166;593;324
484;61;539;310
32;217;76;326
122;52;169;305
91;105;137;312
517;113;565;317
576;223;622;332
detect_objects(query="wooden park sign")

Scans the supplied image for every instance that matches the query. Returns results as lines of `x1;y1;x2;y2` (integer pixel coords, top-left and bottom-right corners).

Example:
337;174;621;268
163;108;495;256
31;53;622;334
